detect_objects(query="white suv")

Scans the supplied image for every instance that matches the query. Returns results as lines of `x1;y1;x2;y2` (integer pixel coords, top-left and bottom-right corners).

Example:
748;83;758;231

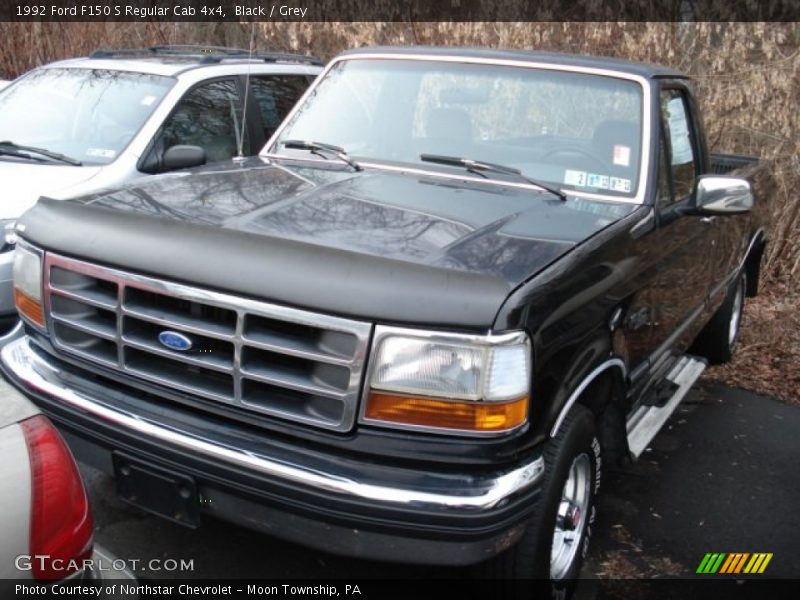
0;45;322;330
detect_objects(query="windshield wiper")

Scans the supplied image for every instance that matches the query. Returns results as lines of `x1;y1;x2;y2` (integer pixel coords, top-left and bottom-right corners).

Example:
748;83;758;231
0;141;82;166
281;140;362;171
420;153;567;202
0;147;47;163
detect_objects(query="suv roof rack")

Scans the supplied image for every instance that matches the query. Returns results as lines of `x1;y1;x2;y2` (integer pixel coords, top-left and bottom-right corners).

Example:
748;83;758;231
89;45;323;66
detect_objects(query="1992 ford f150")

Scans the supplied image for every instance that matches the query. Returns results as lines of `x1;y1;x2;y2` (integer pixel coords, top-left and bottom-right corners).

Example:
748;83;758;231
1;47;767;587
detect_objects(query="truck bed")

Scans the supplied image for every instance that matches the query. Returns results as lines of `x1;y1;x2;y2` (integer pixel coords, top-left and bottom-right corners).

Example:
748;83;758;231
710;152;758;175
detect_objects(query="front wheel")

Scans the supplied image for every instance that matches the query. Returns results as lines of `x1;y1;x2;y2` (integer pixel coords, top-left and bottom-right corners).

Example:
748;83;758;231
480;406;600;594
550;452;594;581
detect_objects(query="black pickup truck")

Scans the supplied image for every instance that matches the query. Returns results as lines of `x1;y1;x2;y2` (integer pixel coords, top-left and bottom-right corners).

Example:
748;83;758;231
2;47;766;587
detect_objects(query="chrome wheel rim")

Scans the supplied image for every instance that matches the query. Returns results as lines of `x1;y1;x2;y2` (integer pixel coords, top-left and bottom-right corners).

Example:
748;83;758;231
550;453;591;580
729;278;744;346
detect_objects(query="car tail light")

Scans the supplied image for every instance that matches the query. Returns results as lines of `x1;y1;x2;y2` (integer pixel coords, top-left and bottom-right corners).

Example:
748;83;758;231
20;415;93;581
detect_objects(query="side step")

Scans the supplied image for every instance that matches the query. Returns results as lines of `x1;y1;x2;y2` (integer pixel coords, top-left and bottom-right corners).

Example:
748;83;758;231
625;355;707;458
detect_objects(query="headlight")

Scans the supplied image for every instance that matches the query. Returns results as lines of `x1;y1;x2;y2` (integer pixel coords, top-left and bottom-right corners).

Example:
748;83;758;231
13;243;44;328
362;326;531;435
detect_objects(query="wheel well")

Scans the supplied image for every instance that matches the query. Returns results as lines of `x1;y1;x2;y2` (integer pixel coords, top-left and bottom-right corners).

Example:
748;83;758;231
575;368;629;466
574;370;614;417
744;237;766;297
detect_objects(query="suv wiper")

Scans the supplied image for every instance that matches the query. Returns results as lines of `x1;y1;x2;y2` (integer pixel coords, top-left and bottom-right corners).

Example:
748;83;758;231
0;141;82;166
420;153;567;202
281;140;362;172
0;147;47;163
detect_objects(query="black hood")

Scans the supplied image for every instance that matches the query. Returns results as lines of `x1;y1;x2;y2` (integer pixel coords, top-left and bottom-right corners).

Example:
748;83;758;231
20;158;637;329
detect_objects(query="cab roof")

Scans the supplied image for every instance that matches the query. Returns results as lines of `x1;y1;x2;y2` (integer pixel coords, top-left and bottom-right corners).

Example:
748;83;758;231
340;46;688;80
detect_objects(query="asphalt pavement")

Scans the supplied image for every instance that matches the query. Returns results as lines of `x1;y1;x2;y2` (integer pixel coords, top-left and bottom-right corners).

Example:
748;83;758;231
77;382;799;583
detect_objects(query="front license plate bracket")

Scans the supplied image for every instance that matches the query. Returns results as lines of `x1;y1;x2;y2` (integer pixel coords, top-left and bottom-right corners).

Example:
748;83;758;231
112;452;200;528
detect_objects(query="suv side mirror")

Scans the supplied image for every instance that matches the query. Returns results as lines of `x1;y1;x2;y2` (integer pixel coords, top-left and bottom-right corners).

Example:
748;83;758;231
162;145;206;172
691;175;754;216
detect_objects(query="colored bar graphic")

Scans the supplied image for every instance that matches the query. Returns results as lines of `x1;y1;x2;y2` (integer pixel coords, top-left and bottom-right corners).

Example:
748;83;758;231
697;553;727;574
697;553;714;573
699;552;773;575
711;553;726;573
758;553;773;573
744;554;761;574
733;553;750;574
719;553;736;573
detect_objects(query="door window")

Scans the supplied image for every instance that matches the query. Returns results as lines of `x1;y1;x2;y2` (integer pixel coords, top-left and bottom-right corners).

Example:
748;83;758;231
161;79;248;163
659;90;697;201
655;134;672;210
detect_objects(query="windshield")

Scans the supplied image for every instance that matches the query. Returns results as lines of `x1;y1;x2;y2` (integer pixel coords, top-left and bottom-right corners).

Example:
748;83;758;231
270;58;645;199
0;68;174;165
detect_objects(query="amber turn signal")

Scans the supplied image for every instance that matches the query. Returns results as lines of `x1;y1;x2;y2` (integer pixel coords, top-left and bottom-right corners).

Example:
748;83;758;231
365;392;528;433
15;288;44;327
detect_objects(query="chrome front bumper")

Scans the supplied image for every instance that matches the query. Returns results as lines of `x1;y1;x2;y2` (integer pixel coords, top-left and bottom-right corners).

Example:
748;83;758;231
1;336;545;514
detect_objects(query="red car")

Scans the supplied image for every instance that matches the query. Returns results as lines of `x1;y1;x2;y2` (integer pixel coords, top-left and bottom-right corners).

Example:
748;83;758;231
0;378;135;589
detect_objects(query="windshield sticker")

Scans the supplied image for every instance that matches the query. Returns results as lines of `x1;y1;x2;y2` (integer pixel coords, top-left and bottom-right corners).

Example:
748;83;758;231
86;148;117;159
141;95;157;106
610;177;632;193
613;145;631;167
587;173;610;190
564;169;587;187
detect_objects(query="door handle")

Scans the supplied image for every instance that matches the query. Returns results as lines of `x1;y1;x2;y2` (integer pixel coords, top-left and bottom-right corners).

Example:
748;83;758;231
700;216;718;224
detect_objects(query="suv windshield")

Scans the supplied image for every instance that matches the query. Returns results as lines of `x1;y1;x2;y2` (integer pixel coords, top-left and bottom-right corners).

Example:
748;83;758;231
0;68;174;165
270;58;644;198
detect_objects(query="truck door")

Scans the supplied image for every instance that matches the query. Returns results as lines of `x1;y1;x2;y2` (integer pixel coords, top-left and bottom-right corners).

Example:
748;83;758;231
648;88;716;362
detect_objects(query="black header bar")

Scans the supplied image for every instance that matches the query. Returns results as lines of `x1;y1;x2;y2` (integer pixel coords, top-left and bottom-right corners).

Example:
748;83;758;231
3;0;800;22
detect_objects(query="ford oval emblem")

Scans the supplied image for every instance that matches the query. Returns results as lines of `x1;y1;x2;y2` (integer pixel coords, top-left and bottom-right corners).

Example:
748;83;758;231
158;330;193;352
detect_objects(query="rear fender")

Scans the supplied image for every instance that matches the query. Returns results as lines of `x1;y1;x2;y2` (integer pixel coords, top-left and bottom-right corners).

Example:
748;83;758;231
744;229;767;297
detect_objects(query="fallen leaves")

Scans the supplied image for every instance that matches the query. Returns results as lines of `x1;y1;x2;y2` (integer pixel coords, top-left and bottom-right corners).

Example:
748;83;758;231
704;287;800;406
595;526;686;579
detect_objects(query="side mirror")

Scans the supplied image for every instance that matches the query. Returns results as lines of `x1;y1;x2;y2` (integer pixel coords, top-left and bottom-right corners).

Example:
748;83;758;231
692;175;754;216
162;145;206;172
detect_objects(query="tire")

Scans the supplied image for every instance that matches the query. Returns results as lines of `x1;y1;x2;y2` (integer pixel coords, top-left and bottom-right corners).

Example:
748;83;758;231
479;405;601;597
691;272;746;365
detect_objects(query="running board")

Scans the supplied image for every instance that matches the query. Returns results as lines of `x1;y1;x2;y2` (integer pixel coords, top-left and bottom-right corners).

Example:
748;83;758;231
626;356;707;458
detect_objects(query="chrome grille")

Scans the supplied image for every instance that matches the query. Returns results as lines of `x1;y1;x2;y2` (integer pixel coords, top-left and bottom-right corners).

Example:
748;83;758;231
44;253;372;432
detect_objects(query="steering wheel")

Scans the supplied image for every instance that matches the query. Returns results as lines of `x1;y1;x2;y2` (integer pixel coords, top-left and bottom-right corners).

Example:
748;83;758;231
540;147;610;174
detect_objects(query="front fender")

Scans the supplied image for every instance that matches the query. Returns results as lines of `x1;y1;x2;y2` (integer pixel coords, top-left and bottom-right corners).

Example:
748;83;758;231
536;335;628;440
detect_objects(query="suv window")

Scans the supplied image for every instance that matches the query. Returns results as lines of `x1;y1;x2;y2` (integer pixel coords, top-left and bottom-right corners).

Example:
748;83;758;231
0;68;173;165
250;75;311;140
161;79;249;163
659;89;697;201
